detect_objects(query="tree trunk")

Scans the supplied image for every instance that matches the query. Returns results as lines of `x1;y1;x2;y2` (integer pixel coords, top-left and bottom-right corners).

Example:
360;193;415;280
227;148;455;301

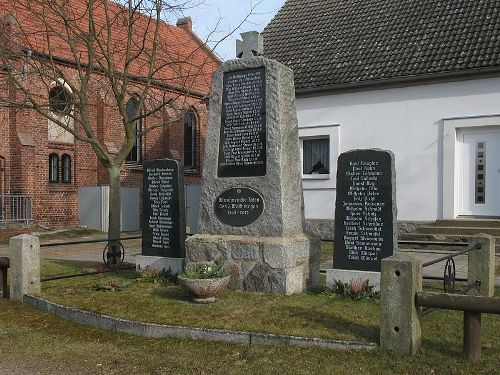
107;165;121;241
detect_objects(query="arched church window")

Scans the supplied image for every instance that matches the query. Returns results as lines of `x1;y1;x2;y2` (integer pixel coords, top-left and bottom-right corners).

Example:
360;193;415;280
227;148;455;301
61;154;71;183
49;85;72;115
49;153;59;183
125;98;141;163
184;109;197;168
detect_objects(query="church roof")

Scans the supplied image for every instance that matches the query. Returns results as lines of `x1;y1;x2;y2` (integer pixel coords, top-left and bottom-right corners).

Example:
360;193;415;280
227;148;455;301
263;0;500;92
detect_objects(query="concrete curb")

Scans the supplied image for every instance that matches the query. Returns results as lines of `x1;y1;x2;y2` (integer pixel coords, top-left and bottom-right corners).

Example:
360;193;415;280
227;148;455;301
24;294;377;351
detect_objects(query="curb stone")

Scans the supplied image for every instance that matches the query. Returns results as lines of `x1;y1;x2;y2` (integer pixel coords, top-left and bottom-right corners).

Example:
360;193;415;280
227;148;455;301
24;294;377;351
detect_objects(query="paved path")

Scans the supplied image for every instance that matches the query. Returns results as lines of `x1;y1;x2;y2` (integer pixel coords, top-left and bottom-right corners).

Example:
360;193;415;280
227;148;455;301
321;249;500;286
0;234;141;264
1;234;499;285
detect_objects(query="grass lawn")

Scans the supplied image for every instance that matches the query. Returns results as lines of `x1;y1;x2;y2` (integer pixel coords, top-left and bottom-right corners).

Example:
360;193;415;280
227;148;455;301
320;240;334;263
0;259;498;374
40;260;379;342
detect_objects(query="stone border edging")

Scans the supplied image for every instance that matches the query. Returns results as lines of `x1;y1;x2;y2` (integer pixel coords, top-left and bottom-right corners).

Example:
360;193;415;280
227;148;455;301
24;294;377;351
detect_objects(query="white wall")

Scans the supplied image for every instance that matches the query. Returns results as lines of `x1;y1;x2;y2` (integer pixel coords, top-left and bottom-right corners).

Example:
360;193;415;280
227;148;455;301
297;77;500;221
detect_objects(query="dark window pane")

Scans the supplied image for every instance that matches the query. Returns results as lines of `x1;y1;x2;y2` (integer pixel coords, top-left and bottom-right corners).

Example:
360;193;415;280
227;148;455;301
184;110;196;168
49;86;71;114
61;154;71;183
49;154;59;183
126;99;141;163
303;138;329;174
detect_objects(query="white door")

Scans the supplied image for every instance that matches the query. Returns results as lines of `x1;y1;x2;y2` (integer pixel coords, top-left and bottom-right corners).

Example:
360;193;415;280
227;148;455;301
459;128;500;216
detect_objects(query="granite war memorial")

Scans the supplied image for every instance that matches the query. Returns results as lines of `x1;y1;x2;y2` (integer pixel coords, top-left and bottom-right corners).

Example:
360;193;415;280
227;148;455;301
185;32;319;294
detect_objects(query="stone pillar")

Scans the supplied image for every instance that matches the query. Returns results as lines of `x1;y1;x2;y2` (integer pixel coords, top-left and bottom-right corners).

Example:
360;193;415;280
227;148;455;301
380;253;422;356
9;234;40;302
468;234;495;297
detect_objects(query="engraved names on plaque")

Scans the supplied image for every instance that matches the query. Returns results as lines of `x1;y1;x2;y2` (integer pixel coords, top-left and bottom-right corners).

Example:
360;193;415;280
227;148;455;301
218;67;266;177
333;150;396;272
142;159;185;258
214;187;264;227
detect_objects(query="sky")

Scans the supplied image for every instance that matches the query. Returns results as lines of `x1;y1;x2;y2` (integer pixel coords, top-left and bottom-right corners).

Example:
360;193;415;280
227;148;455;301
180;0;286;61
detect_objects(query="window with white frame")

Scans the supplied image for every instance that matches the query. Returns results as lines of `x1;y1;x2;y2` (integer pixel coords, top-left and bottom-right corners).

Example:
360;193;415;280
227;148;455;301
299;124;340;185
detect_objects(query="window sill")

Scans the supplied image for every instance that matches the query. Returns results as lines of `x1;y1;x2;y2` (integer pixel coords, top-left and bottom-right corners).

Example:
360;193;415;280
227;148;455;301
48;184;77;192
184;168;199;175
124;162;143;171
302;174;330;180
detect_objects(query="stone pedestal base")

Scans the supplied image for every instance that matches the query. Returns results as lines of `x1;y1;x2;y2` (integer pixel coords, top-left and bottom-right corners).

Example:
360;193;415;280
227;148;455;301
185;234;319;295
326;269;381;292
135;255;184;275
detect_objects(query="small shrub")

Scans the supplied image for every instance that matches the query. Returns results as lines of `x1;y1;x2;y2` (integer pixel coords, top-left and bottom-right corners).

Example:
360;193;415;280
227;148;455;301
181;263;229;279
91;278;122;292
94;264;106;273
332;279;378;300
137;265;177;285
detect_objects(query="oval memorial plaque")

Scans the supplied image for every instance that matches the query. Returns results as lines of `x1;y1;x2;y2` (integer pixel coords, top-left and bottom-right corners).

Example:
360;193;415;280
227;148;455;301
214;188;265;227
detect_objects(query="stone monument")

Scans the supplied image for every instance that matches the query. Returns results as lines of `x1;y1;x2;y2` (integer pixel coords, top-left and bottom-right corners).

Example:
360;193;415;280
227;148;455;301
136;159;186;274
185;31;319;294
326;149;397;291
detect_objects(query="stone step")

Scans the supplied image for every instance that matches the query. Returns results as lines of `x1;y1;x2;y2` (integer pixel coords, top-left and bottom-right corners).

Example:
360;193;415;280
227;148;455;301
435;219;500;228
417;226;500;236
398;233;500;252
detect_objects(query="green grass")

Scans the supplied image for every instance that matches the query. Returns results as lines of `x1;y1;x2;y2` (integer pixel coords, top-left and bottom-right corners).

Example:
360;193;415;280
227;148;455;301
320;241;333;263
40;260;379;342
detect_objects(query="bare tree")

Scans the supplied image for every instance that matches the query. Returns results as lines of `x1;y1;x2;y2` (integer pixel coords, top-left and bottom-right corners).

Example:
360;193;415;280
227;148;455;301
0;0;222;239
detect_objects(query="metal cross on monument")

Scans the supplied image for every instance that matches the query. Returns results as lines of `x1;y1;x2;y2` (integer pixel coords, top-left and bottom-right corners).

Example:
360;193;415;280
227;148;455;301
236;31;263;59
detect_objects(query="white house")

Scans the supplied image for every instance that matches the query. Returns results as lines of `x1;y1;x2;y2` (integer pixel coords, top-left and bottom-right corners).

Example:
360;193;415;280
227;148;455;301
262;0;500;223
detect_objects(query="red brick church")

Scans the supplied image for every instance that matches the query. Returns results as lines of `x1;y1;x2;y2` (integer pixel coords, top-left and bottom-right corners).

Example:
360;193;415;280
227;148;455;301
0;0;219;231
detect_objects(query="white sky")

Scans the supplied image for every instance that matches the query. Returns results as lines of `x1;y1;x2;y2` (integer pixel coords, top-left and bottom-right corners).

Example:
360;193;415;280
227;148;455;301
180;0;286;61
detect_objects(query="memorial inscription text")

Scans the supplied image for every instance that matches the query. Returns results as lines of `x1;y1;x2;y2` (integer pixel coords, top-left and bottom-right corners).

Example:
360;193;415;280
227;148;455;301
214;188;265;227
142;160;182;257
334;150;395;272
218;67;266;177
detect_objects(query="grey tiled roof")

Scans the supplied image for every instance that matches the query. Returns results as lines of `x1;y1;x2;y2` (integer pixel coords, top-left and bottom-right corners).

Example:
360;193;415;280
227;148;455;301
262;0;500;91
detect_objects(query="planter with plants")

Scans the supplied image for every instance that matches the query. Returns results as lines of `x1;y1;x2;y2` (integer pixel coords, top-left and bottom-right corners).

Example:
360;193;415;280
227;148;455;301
178;263;230;303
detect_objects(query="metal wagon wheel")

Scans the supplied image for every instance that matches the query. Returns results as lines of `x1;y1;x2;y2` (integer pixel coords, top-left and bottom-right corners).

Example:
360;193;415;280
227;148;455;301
443;257;456;293
103;240;125;269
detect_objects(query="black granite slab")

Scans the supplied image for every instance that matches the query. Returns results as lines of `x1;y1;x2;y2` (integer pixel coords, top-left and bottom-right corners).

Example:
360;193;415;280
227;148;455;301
214;187;265;227
218;67;266;177
333;149;397;272
142;159;185;257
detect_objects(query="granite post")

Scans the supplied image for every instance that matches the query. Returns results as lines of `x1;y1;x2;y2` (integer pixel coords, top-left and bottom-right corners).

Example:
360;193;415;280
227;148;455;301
186;32;319;294
380;253;422;357
468;234;495;297
9;234;40;301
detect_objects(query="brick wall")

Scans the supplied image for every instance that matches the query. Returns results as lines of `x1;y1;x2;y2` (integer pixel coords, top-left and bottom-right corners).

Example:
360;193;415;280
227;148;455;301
2;65;211;229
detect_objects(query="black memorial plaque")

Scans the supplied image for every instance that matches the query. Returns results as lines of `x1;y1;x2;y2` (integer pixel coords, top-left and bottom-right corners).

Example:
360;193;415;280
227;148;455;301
218;67;266;177
333;150;396;272
142;159;185;257
214;188;265;226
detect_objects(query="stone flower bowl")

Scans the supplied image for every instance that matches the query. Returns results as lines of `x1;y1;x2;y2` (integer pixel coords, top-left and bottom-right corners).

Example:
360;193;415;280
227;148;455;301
177;275;231;303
